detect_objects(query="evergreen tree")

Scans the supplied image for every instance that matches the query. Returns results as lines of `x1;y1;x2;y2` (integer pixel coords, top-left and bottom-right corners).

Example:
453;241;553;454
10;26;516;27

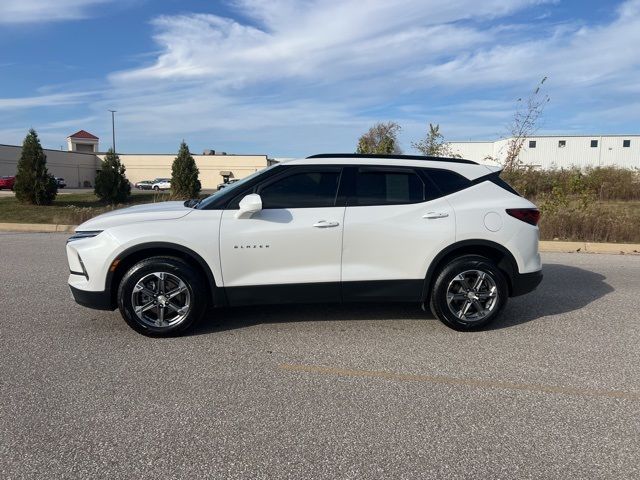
356;122;402;155
94;148;131;203
170;141;201;199
13;129;58;205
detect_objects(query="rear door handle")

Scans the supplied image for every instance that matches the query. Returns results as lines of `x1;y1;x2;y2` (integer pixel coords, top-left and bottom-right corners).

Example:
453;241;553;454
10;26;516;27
313;220;340;228
423;212;449;219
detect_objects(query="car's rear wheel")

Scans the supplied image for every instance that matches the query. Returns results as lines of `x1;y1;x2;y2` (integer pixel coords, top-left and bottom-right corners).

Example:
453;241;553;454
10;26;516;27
153;185;159;191
429;255;508;330
117;256;207;337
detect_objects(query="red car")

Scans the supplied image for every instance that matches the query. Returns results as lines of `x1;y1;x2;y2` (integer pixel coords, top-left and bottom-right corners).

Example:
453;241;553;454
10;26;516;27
0;176;15;190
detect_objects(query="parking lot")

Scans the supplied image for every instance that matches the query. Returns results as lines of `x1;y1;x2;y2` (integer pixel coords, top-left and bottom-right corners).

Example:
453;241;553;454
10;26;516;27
0;188;219;198
1;233;639;479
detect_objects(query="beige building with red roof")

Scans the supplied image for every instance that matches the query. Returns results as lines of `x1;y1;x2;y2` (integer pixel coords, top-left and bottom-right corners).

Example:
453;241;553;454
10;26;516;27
67;130;100;153
0;130;269;189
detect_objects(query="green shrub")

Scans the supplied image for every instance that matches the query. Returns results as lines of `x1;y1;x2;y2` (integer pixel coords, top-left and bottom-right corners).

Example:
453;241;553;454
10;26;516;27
539;203;638;243
94;149;131;204
170;141;201;199
13;129;58;205
503;165;640;242
583;166;640;201
502;166;640;201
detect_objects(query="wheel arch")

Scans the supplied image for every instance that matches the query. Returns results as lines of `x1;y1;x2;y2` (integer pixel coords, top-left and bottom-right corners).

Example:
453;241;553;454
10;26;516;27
422;239;519;301
106;242;226;308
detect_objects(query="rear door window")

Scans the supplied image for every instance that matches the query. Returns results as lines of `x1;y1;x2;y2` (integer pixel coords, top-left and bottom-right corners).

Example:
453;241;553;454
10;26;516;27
351;168;425;206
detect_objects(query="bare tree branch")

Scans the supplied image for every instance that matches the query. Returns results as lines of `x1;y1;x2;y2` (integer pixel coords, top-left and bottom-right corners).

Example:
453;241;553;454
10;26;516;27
503;76;550;172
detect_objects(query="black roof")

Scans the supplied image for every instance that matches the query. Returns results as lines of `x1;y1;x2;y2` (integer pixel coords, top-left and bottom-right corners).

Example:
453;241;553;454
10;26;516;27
306;153;478;165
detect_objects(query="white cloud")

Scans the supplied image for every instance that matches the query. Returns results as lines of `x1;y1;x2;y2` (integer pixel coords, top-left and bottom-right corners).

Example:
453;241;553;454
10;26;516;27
101;0;556;153
0;0;112;24
113;0;547;84
0;92;93;110
2;0;640;155
417;0;640;92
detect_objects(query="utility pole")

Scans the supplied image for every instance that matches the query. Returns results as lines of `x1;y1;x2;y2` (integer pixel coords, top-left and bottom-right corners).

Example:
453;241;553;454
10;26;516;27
108;109;117;152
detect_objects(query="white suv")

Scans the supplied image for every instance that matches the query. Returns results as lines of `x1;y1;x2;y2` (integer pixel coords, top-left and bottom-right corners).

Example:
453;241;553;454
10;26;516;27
151;178;171;191
66;154;542;336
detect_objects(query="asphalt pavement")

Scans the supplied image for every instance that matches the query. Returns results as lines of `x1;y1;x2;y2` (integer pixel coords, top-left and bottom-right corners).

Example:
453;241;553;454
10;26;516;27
1;233;638;479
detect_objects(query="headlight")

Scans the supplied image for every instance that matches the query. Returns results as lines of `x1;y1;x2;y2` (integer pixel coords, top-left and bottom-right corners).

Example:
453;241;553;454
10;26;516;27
67;230;103;243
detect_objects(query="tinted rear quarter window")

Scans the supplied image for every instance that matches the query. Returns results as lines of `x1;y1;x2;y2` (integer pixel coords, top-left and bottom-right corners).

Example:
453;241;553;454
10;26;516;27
488;173;521;196
422;168;521;197
423;169;472;196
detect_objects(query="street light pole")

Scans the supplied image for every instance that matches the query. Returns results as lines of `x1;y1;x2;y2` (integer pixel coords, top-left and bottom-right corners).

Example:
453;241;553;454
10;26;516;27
108;110;117;153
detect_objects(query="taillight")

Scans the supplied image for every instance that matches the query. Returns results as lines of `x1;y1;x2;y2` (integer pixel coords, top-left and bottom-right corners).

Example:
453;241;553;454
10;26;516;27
506;208;540;226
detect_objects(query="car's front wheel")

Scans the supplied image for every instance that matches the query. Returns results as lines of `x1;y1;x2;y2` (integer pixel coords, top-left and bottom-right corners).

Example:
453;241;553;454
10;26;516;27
429;255;508;330
117;256;207;336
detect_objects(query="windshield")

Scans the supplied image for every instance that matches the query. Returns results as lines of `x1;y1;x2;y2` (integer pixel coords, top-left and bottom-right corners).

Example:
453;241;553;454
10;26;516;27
195;164;280;209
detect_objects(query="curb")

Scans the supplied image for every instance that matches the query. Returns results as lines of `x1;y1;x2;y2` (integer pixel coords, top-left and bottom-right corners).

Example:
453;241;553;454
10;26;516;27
0;223;638;254
539;241;639;255
0;222;76;233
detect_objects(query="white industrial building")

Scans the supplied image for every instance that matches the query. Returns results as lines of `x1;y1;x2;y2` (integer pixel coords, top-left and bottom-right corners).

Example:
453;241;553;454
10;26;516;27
448;135;640;169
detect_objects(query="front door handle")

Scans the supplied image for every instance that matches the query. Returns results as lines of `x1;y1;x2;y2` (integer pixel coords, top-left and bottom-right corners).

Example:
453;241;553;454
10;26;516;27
423;212;449;219
313;220;340;228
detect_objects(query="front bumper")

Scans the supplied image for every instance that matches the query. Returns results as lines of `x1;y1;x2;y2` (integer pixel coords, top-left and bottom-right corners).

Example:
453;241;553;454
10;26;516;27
69;285;115;311
510;269;543;297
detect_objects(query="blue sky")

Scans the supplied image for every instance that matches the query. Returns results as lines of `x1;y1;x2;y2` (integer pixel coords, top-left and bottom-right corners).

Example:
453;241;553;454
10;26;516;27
0;0;638;156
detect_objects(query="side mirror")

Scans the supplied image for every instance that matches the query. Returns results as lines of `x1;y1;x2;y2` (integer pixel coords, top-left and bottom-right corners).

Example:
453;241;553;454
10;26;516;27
236;193;262;219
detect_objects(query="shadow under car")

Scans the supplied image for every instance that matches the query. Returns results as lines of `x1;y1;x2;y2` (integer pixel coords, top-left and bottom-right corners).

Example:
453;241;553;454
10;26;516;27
190;263;613;335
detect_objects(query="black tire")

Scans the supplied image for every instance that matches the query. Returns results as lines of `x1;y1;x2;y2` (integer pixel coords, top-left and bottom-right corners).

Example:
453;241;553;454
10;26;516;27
429;255;508;331
153;186;159;191
117;256;207;337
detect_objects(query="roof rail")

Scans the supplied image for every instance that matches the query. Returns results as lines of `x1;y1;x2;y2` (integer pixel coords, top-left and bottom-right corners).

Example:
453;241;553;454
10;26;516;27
305;153;478;165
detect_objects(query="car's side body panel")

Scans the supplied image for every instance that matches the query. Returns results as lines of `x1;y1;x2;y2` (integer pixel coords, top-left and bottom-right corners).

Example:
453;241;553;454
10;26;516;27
446;181;541;274
219;206;345;287
341;196;455;282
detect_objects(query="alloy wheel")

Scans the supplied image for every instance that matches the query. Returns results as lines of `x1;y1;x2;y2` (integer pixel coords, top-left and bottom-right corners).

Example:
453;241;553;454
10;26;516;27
446;269;498;322
131;272;191;328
